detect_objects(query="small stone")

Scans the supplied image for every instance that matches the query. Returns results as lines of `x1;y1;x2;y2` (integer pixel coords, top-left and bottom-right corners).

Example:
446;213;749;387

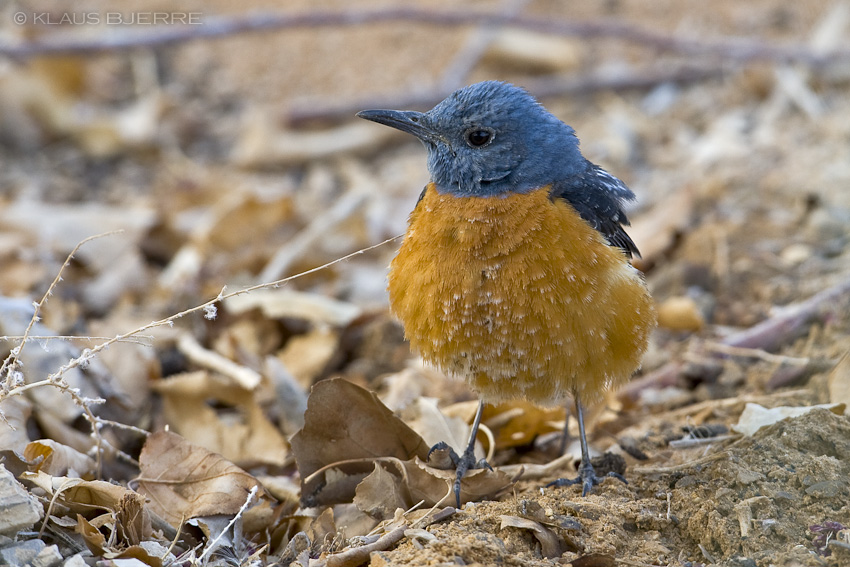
0;539;46;567
0;464;44;536
656;296;705;332
736;469;766;485
726;556;757;567
31;544;62;567
779;243;812;266
63;554;90;567
805;480;845;498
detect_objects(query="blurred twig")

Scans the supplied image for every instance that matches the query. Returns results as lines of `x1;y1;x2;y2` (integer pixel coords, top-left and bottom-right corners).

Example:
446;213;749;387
0;231;129;477
437;0;532;90
3;7;849;66
621;277;850;403
287;64;722;125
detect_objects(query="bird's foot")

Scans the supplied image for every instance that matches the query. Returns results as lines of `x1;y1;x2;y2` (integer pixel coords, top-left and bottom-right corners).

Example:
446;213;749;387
427;441;491;507
547;459;627;496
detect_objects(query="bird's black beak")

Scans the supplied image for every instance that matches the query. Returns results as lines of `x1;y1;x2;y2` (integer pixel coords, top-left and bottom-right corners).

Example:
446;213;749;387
356;109;441;144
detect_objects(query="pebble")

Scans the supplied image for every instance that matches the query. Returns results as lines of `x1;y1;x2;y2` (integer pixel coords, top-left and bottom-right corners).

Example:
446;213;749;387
0;539;46;567
656;296;705;332
779;243;812;266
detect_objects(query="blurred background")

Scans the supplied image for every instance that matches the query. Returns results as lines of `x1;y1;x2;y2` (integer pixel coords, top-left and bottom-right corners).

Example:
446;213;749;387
2;1;848;318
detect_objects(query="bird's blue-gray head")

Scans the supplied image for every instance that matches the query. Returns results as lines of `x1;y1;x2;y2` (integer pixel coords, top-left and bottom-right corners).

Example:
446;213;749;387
357;81;587;197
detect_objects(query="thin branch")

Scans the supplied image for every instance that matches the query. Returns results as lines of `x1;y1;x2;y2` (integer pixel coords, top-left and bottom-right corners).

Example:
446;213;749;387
1;232;401;477
437;0;533;90
30;234;402;396
4;8;849;66
197;485;259;564
288;64;722;125
0;231;122;386
700;341;810;366
620;276;850;403
325;524;408;567
720;277;850;352
0;335;153;346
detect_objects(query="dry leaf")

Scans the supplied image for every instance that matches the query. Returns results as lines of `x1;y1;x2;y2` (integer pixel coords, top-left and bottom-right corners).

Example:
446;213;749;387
21;470;85;496
24;439;97;478
153;371;289;467
0;298;97;424
333;503;379;539
354;463;410;521
278;327;342;388
308;507;337;546
32;410;95;456
23;470;150;545
265;355;308;436
103;546;163;567
88;319;159;411
63;481;146;517
205;194;294;255
499;515;566;558
117;492;152;546
74;94;166;157
401;398;470;456
291;378;430;507
484;401;565;450
77;514;106;555
78;513;163;567
401;457;513;507
628;188;696;268
379;368;425;412
137;430;266;527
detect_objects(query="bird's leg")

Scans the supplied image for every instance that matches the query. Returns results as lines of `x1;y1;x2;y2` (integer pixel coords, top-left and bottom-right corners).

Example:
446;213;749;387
428;399;491;507
547;398;627;495
558;400;571;456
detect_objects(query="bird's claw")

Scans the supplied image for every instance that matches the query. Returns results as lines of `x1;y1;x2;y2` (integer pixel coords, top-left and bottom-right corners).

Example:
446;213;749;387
547;461;628;496
428;441;489;508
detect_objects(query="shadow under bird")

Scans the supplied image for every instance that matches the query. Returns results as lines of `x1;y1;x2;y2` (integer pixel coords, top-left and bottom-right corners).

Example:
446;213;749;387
358;81;656;507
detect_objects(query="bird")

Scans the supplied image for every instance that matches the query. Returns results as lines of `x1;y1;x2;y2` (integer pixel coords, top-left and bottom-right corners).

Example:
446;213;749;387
357;81;655;507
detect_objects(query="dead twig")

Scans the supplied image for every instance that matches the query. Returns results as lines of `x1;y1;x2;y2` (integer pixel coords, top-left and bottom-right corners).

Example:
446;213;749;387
700;341;810;366
325;524;407;567
6;7;850;67
1;233;402;477
0;231;121;387
437;0;532;90
176;333;262;390
287;64;722;126
632;451;729;475
197;485;259;564
258;191;369;282
720;277;850;351
622;278;850;402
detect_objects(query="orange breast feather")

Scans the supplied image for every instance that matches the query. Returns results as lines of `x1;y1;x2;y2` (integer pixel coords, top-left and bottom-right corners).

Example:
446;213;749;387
388;183;655;405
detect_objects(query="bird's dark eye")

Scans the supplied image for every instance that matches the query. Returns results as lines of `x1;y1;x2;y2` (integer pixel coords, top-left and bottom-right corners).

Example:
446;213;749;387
466;128;493;147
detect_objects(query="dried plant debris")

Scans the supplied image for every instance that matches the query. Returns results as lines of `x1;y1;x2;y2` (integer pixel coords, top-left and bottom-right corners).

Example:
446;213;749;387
292;378;512;509
2;0;850;565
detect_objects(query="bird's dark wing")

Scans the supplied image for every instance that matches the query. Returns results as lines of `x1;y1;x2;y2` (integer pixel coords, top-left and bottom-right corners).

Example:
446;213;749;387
550;163;640;258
